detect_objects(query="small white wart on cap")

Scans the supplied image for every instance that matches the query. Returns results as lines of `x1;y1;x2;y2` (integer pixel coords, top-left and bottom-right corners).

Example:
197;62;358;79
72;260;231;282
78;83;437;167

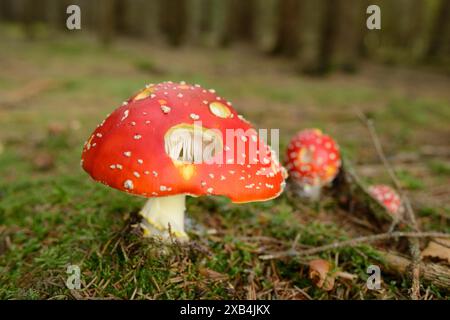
138;159;143;164
124;151;131;157
190;113;200;120
134;134;142;140
124;180;134;190
152;171;158;177
116;164;123;170
121;110;129;121
161;105;171;114
207;187;213;193
160;185;167;191
96;133;103;138
133;171;140;178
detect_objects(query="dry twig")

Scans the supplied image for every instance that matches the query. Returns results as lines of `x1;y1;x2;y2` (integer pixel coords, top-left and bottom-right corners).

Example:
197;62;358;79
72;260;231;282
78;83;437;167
259;231;450;260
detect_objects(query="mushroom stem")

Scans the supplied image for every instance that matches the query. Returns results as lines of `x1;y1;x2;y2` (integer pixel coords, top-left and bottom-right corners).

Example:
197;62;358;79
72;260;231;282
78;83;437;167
139;194;188;241
296;184;322;201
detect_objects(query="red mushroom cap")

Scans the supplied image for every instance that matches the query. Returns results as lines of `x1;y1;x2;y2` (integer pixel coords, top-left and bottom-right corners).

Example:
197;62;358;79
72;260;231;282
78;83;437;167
368;184;403;216
285;129;341;186
81;81;287;203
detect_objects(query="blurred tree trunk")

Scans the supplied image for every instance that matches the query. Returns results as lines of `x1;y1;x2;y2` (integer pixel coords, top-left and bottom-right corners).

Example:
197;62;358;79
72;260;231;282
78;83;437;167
220;0;256;47
271;0;302;56
0;0;14;21
20;0;36;39
298;0;336;74
186;0;202;45
159;0;188;46
199;0;212;34
332;0;365;72
97;0;116;45
253;0;278;52
425;0;450;61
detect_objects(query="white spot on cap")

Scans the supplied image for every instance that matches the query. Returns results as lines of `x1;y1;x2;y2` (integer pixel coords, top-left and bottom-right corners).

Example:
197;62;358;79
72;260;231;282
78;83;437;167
209;173;214;179
116;164;123;170
134;134;142;140
110;164;116;169
152;171;158;177
138;159;143;164
131;121;136;126
160;185;167;191
190;113;200;120
207;187;213;193
124;151;131;157
121;110;129;121
134;172;140;178
96;133;103;138
161;105;171;114
124;180;134;190
177;93;183;98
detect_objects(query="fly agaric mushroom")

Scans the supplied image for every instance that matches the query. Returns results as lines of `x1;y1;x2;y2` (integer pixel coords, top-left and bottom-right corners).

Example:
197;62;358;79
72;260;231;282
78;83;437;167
368;184;404;218
81;81;287;241
285;129;341;200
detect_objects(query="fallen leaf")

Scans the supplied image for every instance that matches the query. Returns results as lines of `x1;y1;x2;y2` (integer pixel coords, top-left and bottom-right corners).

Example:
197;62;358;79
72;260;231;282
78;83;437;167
308;259;335;291
199;268;228;281
421;239;450;263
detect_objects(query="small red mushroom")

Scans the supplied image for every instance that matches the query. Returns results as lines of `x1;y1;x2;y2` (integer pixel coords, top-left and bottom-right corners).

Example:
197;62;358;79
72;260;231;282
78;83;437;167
285;129;341;200
81;81;287;241
368;184;404;217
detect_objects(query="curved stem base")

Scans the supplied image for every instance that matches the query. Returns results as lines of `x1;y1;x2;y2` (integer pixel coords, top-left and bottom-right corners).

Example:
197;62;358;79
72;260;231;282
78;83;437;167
139;195;189;242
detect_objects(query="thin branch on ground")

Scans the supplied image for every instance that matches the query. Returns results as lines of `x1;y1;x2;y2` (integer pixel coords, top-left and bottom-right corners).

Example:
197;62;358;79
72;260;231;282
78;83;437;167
356;110;422;300
259;231;450;260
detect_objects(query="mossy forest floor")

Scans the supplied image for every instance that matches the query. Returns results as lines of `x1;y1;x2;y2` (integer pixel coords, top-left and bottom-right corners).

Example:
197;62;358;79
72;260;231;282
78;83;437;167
0;25;449;299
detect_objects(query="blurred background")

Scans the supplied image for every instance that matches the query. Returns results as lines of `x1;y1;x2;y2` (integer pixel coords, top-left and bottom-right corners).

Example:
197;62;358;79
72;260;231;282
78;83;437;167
1;0;449;72
0;0;449;299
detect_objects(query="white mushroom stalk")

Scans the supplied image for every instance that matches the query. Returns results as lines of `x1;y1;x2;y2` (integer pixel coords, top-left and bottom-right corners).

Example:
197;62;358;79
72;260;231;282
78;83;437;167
81;81;288;244
139;194;188;241
296;183;322;201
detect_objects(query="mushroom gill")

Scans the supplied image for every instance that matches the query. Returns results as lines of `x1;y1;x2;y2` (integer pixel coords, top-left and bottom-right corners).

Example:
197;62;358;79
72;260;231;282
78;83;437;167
164;124;223;164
